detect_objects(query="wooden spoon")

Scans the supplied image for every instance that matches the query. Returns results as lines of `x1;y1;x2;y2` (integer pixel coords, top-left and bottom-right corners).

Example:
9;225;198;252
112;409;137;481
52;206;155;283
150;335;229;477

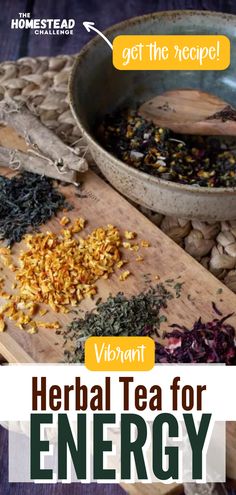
139;89;236;136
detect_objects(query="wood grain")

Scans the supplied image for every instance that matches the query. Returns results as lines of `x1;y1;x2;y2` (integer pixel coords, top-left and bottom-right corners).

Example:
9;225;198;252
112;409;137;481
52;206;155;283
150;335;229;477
139;90;236;136
121;482;183;495
2;124;236;365
2;161;236;364
0;124;235;493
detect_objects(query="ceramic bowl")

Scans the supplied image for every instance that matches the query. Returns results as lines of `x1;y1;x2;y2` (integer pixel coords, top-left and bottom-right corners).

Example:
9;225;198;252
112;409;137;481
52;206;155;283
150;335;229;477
69;10;236;220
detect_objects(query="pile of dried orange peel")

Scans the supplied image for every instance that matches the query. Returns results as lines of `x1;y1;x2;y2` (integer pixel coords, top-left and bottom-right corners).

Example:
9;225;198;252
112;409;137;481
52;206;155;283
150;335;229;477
0;217;150;334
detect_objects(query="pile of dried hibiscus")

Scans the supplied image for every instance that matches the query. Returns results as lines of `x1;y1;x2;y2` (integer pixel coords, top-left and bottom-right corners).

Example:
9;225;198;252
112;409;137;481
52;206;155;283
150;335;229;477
143;313;236;364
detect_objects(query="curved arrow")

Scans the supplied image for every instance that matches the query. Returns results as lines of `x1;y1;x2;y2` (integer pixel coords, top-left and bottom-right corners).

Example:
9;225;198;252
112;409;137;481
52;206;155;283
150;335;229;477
83;21;113;50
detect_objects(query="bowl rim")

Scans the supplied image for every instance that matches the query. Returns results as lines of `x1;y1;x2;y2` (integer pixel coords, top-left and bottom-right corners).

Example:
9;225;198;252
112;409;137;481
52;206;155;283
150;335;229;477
69;9;236;196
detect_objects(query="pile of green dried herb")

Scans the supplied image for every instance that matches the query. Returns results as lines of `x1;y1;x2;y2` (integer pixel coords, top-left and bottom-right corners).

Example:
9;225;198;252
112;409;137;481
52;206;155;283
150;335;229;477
0;172;70;245
98;108;236;187
64;284;172;363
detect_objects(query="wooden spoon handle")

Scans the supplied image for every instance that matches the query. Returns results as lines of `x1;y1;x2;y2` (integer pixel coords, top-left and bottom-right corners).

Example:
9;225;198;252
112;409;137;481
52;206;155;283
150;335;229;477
139;89;236;136
151;119;236;136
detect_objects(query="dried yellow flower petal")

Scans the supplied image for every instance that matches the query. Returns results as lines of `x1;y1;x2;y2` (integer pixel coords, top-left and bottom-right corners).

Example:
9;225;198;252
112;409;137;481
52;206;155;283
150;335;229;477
27;326;38;335
116;260;128;269
119;270;131;281
124;231;136;240
14;221;122;312
141;240;151;248
130;244;139;252
60;216;70;226
123;242;131;249
71;218;85;233
16;323;24;330
35;321;60;330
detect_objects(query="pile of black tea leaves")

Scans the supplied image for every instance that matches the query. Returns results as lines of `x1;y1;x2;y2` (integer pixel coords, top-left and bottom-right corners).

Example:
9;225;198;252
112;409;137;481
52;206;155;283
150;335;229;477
0;171;71;245
143;312;236;364
64;284;173;363
98;107;236;187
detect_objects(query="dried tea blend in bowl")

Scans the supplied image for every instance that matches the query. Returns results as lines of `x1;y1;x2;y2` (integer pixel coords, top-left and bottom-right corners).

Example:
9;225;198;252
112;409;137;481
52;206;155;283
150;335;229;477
98;108;236;188
0;171;70;245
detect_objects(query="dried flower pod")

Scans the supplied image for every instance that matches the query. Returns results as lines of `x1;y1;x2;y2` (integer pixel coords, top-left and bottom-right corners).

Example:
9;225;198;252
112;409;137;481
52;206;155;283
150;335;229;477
168;224;191;244
161;216;179;231
191;220;220;239
224;243;236;257
210;246;236;271
185;230;214;258
216;231;235;247
161;216;191;243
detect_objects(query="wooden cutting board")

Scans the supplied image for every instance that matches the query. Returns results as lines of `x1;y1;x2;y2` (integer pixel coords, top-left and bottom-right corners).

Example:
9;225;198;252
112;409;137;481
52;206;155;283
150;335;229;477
0;125;235;491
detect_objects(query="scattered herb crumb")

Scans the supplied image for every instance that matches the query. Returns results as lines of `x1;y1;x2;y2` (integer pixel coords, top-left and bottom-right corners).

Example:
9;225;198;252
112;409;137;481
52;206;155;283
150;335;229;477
174;282;184;298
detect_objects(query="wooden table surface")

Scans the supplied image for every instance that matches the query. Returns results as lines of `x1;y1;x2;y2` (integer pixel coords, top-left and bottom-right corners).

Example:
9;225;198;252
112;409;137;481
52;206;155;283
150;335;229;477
0;124;236;493
0;2;236;495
